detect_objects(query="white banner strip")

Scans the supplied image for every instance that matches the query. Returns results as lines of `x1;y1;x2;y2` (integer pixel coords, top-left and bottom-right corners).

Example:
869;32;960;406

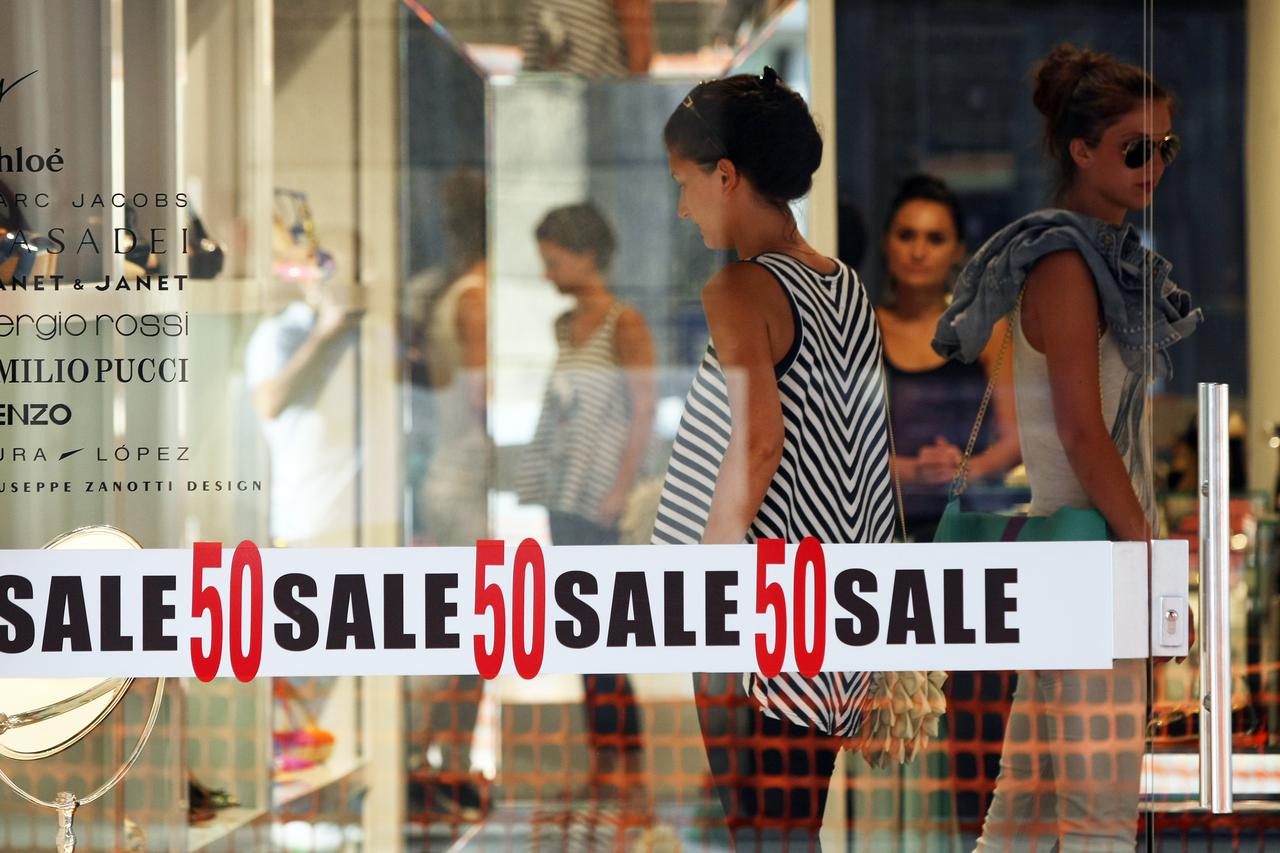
0;540;1118;679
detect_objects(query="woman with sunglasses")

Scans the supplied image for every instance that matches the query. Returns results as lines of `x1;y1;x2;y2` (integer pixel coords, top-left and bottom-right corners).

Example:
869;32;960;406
934;44;1200;850
654;67;896;847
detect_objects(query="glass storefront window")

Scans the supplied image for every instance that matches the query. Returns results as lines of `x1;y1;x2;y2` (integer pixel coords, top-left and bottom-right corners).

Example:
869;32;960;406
2;1;1271;851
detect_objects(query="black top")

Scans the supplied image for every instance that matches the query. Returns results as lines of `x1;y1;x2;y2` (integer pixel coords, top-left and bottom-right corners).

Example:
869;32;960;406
886;355;992;527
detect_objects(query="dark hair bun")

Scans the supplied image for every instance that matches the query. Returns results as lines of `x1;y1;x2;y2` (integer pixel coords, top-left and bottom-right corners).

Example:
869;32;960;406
663;72;823;205
1032;43;1107;124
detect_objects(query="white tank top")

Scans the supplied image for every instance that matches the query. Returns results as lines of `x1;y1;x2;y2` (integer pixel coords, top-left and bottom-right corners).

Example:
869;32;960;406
1012;316;1147;517
427;271;484;389
423;272;489;494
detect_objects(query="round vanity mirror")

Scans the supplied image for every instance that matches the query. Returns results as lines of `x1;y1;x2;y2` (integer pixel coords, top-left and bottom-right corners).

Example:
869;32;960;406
0;527;139;760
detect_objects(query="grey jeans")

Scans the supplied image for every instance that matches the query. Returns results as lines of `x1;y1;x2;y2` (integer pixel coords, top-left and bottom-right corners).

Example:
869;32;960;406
974;660;1146;853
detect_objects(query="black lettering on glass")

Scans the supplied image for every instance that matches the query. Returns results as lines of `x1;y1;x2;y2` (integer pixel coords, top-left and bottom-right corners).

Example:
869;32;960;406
142;575;177;651
834;568;879;646
424;573;460;649
705;571;740;646
943;569;976;644
664;571;696;646
274;574;319;652
555;571;599;650
326;574;375;650
100;575;133;651
0;575;34;653
382;575;416;649
887;570;936;645
607;572;656;648
985;568;1020;643
42;576;91;652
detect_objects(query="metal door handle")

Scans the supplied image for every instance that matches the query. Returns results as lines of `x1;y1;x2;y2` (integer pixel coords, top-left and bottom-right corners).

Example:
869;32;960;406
1199;382;1232;814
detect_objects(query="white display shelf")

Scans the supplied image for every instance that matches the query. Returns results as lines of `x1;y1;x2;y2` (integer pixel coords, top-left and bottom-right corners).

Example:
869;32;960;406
184;756;370;850
273;755;369;807
188;806;268;851
185;758;369;850
1142;751;1280;798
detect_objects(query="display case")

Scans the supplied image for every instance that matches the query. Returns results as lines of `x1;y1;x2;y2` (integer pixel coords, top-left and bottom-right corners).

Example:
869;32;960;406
0;1;393;850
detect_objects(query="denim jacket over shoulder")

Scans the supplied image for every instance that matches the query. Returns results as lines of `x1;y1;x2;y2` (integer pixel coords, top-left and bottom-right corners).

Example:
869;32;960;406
932;209;1202;379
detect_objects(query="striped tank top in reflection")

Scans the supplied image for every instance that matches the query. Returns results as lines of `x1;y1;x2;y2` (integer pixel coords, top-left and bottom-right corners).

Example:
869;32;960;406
515;303;632;523
651;253;896;738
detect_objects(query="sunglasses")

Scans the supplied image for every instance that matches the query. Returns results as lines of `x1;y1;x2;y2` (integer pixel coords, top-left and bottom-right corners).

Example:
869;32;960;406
1121;133;1181;169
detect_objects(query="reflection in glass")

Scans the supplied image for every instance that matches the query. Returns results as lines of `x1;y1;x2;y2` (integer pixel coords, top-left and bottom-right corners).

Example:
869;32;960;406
520;0;635;77
399;9;493;842
415;170;490;549
245;231;362;548
406;0;812;80
515;202;657;800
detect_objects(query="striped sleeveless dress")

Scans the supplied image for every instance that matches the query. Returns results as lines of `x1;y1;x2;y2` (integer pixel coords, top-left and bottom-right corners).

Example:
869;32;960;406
651;253;896;738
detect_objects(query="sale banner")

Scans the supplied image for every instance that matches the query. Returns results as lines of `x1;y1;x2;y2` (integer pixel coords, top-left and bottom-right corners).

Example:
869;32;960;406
0;538;1119;679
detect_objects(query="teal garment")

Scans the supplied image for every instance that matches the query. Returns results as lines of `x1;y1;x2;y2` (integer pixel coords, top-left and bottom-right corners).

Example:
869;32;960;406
932;498;1109;543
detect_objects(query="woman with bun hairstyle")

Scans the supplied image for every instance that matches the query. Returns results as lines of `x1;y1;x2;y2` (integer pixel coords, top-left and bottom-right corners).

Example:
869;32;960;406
934;45;1201;850
876;174;1020;541
653;67;897;844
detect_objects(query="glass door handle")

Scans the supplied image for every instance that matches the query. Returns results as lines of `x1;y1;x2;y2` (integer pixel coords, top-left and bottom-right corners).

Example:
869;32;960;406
1198;382;1233;814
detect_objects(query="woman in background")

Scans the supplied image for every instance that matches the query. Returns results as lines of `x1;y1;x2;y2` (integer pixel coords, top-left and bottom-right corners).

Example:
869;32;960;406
875;174;1020;541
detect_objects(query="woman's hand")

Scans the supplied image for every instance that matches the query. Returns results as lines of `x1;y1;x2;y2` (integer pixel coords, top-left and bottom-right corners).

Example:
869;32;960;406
916;437;964;485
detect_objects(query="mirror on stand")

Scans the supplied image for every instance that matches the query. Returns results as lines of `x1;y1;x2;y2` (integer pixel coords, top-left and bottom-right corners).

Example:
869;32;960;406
0;526;166;853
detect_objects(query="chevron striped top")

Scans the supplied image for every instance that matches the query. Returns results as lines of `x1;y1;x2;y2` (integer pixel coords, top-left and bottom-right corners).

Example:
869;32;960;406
651;252;896;738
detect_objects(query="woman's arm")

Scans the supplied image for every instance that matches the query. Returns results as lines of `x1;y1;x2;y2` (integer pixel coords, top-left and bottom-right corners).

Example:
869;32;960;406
1026;251;1147;541
599;308;658;524
699;264;787;545
891;454;924;485
967;316;1022;481
455;285;487;417
252;303;357;420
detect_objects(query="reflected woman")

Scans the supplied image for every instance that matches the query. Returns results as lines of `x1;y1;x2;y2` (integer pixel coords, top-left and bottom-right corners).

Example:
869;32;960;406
515;202;657;798
934;44;1201;850
876;174;1020;541
411;170;491;817
654;68;896;846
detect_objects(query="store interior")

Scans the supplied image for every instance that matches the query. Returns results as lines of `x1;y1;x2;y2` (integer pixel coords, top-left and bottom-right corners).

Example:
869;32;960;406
1;0;1278;850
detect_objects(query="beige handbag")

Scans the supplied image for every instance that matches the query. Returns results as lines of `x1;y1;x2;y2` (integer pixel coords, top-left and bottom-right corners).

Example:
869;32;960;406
852;361;949;768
